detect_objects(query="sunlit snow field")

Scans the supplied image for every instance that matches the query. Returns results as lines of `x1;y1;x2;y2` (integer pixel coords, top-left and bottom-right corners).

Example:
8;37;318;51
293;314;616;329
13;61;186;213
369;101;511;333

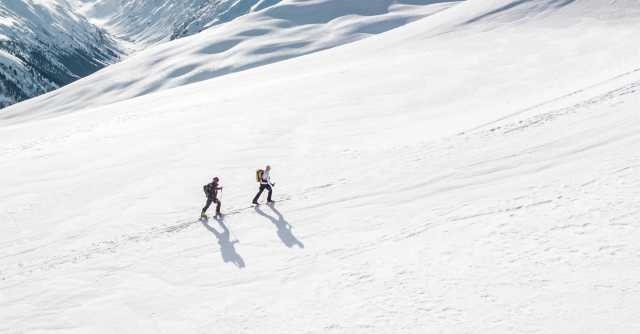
2;0;640;332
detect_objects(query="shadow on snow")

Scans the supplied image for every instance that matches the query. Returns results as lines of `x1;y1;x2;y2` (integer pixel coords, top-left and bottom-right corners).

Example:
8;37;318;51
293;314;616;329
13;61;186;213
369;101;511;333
254;204;304;249
200;215;246;268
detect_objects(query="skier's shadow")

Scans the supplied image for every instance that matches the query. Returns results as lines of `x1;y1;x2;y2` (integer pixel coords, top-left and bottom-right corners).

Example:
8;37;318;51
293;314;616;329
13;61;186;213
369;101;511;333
200;216;246;268
254;204;304;248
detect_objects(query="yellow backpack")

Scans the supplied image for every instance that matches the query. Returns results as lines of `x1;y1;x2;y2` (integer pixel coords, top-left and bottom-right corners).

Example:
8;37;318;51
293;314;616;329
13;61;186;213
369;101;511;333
256;169;264;182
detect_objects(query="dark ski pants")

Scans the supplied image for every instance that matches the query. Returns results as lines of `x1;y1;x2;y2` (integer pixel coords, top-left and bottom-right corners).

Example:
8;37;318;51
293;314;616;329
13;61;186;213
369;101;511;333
253;184;273;203
202;197;221;214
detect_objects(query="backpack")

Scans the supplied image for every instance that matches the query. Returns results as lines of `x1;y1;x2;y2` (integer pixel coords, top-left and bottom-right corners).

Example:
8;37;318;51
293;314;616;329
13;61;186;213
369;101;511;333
256;169;264;182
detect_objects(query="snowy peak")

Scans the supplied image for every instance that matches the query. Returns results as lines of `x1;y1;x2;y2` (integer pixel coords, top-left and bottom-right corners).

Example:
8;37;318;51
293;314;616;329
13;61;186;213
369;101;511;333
0;0;121;108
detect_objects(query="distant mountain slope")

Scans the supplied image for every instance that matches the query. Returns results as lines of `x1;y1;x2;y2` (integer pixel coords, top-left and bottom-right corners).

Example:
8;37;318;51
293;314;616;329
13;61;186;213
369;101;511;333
0;0;122;109
73;0;287;47
2;0;461;119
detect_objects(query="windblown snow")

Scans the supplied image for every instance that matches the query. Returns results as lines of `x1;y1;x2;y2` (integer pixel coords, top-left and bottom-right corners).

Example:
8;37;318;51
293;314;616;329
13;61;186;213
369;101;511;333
1;0;640;333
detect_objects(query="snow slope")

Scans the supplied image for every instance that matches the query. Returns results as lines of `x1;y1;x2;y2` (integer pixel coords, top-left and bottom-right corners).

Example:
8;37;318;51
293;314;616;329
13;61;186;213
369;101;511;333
2;0;640;332
73;0;461;47
73;0;288;46
0;0;121;108
1;0;451;111
1;0;461;122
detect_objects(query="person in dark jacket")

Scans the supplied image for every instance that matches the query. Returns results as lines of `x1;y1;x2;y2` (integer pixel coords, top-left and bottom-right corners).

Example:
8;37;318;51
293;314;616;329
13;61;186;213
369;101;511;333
202;177;223;218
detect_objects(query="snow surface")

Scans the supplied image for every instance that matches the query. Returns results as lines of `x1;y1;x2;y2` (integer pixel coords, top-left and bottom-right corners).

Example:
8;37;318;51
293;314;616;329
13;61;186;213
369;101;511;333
72;0;458;47
2;0;640;332
2;0;445;109
1;0;461;121
72;0;285;46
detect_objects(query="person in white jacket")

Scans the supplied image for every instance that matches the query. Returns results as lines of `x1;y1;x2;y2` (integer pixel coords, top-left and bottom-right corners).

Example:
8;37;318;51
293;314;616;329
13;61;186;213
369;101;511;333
252;165;274;204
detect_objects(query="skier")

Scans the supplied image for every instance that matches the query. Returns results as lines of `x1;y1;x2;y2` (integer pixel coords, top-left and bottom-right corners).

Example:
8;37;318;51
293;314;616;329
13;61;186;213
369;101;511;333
201;177;223;219
252;165;275;205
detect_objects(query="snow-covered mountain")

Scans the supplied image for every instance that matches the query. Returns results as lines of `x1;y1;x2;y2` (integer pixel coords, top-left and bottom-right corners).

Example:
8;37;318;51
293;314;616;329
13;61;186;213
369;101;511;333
73;0;287;47
74;0;453;47
2;0;640;332
1;0;459;111
2;0;460;120
0;0;121;108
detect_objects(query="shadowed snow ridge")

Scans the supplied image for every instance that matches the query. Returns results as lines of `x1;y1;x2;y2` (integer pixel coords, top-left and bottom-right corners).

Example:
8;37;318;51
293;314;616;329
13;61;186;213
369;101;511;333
74;0;288;46
2;0;462;120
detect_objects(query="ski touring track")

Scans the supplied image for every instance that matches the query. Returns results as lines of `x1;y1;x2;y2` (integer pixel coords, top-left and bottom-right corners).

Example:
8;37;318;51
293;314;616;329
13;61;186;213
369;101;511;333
0;196;292;282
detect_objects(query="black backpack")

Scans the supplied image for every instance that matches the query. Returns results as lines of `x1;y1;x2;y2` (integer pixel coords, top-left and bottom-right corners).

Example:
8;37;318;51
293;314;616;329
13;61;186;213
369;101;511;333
203;183;212;197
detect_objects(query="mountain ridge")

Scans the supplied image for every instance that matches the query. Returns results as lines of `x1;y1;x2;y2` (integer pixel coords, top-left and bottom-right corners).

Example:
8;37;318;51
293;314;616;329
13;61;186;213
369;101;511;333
2;0;461;117
0;0;122;108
